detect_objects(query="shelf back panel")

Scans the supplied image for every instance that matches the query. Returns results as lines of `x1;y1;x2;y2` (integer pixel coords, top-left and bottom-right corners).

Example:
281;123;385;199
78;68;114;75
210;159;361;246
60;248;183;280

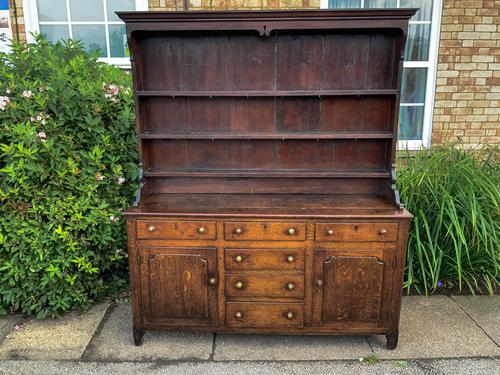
137;30;400;92
144;139;389;172
140;96;394;134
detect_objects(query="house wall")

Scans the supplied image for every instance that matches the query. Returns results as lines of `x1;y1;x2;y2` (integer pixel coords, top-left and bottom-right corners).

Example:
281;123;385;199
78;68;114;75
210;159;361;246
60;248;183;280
432;0;499;148
7;0;500;148
8;0;25;42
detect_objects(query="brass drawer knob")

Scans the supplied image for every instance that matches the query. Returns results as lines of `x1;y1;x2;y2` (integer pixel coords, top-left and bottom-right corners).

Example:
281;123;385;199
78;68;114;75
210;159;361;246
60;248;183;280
286;312;294;320
234;227;243;235
379;228;387;235
316;280;323;287
208;277;216;285
198;226;206;234
235;255;243;263
287;228;296;235
234;281;243;289
147;225;156;232
235;311;243;319
327;229;334;236
287;255;294;263
287;283;295;290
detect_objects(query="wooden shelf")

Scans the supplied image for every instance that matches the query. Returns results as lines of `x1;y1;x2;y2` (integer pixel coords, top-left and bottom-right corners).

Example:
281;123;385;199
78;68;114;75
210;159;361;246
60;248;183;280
137;89;398;97
144;168;390;178
126;193;404;216
139;132;394;140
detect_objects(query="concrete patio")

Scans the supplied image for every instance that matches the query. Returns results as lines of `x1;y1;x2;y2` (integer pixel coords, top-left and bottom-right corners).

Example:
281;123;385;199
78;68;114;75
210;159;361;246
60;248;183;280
0;296;498;374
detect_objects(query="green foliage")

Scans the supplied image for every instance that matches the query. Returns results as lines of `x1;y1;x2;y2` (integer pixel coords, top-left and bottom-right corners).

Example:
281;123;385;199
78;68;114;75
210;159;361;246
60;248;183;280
398;146;499;295
0;36;137;318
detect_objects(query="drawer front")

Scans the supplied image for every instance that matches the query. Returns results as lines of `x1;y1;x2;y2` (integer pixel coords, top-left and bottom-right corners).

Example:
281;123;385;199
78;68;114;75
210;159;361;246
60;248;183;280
224;222;306;241
226;302;304;328
315;222;398;242
225;249;305;271
225;273;304;298
136;220;216;240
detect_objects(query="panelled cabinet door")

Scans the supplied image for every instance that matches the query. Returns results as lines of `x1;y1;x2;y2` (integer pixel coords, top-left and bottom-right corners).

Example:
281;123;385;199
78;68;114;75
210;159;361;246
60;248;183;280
312;249;394;326
139;247;218;326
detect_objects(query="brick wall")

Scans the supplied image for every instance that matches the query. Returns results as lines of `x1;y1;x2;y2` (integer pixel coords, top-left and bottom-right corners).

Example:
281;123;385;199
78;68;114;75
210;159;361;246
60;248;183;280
148;0;319;11
8;0;26;42
432;0;499;148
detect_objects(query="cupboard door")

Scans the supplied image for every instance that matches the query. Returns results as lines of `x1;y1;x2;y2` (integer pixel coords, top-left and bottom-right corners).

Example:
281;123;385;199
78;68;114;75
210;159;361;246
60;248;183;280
312;249;393;326
140;247;217;326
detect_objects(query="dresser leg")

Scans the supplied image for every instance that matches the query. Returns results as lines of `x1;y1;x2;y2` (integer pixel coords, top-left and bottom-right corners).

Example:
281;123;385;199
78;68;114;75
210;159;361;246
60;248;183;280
133;327;144;346
386;332;399;350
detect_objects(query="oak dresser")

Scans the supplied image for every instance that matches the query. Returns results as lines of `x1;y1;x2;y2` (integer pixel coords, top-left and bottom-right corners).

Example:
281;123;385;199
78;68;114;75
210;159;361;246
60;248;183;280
118;9;414;349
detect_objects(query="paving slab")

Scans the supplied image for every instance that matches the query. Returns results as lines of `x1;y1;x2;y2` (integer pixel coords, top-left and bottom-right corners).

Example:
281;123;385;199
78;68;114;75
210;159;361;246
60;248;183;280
214;333;372;361
368;296;500;359
0;314;25;342
452;295;500;345
1;358;500;375
83;303;213;361
0;302;109;360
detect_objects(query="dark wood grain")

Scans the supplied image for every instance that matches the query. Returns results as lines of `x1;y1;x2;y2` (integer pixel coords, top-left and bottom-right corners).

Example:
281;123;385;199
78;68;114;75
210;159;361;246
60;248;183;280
120;9;414;349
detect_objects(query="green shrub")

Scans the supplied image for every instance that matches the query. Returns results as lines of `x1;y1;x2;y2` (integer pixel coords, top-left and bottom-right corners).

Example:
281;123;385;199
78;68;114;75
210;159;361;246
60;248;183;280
398;146;499;295
0;36;137;318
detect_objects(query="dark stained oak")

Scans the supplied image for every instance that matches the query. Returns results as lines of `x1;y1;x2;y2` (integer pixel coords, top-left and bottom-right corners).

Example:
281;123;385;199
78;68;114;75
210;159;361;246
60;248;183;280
119;9;415;350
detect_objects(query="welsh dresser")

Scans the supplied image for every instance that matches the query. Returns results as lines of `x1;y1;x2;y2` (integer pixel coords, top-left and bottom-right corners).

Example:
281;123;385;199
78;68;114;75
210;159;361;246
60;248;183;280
118;9;414;349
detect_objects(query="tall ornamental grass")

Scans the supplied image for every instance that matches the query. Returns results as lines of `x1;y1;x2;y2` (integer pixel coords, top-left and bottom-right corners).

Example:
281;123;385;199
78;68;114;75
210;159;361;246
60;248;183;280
398;146;499;295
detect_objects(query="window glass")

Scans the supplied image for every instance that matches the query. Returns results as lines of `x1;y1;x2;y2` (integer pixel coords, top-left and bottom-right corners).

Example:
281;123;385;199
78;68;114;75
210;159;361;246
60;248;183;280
109;24;128;57
328;0;362;8
108;0;135;21
400;0;433;21
39;25;69;41
69;0;104;22
72;25;106;57
37;0;67;22
399;106;425;141
364;0;397;7
401;68;427;103
405;24;431;61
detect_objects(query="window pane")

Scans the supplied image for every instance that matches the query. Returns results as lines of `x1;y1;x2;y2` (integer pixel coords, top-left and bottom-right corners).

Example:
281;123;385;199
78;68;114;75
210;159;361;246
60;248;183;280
405;24;431;61
401;68;427;103
107;0;135;21
37;0;67;22
69;0;104;21
109;24;128;57
400;0;433;21
399;106;424;141
364;0;397;7
328;0;361;8
39;25;69;42
72;25;106;57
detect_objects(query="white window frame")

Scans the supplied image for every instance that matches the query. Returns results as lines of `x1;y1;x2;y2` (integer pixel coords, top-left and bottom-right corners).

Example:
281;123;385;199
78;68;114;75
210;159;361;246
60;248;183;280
320;0;442;149
22;0;148;68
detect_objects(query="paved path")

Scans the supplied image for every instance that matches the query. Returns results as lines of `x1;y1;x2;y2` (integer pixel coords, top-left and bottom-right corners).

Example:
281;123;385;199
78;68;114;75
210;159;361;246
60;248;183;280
0;296;498;374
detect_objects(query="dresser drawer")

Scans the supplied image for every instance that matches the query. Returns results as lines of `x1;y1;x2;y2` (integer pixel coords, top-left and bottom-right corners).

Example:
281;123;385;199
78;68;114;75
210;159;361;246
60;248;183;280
224;222;306;241
136;220;216;240
225;249;305;271
226;302;304;328
225;273;304;298
315;222;398;242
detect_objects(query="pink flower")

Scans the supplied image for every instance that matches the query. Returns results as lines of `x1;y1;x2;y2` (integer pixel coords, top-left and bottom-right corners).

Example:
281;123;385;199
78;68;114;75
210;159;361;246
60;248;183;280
118;176;126;185
110;215;119;222
37;131;46;139
0;96;10;111
22;90;33;98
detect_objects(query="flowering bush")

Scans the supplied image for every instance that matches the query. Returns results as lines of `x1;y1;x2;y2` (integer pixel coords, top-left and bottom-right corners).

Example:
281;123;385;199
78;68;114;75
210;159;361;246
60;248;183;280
0;37;137;318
